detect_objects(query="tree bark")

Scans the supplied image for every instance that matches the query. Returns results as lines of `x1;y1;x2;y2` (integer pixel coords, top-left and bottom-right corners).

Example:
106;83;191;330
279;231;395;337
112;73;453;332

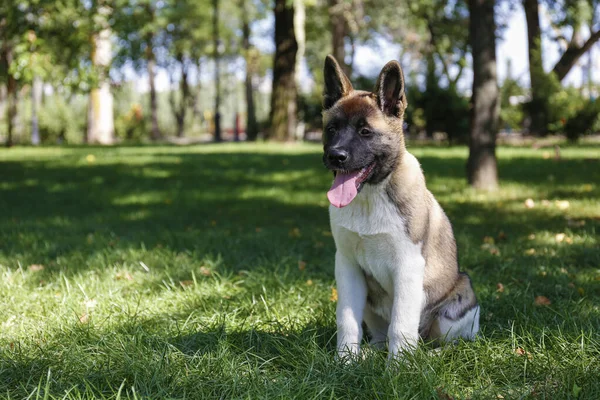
87;8;114;145
147;45;161;140
328;0;349;75
31;77;42;145
294;0;306;141
169;53;191;138
270;0;298;141
212;0;222;142
1;45;17;147
523;0;547;134
552;29;600;82
467;0;499;190
241;0;258;141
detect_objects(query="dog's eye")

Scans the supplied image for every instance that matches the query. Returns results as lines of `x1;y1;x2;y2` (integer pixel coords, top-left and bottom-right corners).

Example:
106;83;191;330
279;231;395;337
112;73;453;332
359;128;372;136
327;126;336;135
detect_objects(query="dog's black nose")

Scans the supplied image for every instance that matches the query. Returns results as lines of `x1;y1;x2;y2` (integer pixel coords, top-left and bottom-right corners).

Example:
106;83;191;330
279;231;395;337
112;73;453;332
328;149;349;164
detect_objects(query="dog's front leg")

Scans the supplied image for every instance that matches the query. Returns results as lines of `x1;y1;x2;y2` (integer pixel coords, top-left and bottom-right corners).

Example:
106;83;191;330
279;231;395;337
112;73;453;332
335;251;367;360
388;256;425;361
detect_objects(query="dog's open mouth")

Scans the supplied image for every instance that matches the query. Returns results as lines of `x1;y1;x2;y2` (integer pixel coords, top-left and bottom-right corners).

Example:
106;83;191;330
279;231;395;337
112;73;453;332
327;163;376;208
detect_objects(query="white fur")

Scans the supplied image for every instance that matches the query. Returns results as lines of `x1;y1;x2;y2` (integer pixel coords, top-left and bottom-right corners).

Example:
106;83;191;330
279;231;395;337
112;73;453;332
330;180;426;361
431;305;480;343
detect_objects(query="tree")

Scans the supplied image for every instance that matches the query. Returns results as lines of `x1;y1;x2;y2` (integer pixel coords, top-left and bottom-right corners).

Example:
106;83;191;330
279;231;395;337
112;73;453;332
240;0;259;141
212;0;222;142
467;0;499;190
269;0;298;141
523;0;600;133
87;1;115;144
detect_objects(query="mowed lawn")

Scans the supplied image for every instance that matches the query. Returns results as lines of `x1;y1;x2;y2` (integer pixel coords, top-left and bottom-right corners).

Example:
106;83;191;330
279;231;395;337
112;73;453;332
1;143;599;399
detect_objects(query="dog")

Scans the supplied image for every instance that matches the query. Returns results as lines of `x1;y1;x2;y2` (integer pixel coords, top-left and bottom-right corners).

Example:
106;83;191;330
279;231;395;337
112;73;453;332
322;55;479;361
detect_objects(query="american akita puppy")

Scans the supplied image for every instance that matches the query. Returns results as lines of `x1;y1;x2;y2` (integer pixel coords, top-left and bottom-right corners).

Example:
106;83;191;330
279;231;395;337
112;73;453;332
322;55;480;361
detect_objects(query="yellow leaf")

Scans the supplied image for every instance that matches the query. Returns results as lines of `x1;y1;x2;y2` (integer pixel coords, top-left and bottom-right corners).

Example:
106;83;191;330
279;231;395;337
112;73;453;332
496;283;505;293
534;295;551;306
179;280;193;288
28;264;44;272
199;266;211;276
289;227;301;238
306;279;313;286
86;154;96;163
555;233;566;243
330;287;338;302
79;313;89;323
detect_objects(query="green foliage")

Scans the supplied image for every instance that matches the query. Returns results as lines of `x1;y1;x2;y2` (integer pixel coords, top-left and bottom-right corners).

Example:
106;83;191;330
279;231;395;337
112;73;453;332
406;84;470;143
564;99;600;142
500;77;525;131
37;94;86;144
0;144;599;398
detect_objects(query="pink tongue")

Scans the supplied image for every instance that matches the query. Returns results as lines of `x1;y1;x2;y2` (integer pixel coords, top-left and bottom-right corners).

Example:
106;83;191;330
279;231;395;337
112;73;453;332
327;171;360;208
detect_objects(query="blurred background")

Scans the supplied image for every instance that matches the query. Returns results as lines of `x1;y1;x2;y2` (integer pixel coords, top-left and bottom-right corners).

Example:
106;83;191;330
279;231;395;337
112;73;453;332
0;0;599;147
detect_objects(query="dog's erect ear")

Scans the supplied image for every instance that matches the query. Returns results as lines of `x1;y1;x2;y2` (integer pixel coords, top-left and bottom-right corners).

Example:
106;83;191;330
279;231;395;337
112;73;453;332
374;60;407;117
323;55;353;109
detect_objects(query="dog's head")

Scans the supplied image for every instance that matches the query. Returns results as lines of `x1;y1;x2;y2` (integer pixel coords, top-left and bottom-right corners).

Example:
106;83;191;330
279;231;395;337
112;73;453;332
322;55;408;208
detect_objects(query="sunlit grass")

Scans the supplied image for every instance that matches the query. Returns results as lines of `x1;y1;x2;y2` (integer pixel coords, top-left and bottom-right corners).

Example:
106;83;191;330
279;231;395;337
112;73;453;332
0;142;599;399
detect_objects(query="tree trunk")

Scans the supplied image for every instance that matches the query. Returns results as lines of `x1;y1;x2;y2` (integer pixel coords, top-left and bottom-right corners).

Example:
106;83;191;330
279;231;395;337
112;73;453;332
294;0;306;141
241;0;258;141
6;72;17;147
523;0;547;135
87;10;114;145
467;0;499;190
270;0;298;141
328;0;349;75
147;47;161;140
212;0;222;142
31;77;42;145
169;54;191;138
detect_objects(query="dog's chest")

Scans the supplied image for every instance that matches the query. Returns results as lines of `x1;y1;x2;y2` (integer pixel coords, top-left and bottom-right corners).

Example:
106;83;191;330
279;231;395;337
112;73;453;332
330;185;423;296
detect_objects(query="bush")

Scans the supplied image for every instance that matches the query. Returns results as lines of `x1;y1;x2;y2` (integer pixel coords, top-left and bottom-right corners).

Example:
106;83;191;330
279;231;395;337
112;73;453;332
564;99;600;142
38;94;86;144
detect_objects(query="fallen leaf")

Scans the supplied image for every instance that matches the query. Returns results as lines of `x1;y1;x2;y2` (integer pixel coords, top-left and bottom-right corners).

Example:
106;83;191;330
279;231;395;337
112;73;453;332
330;287;338;302
560;268;568;274
199;266;211;276
555;200;570;210
497;395;505;399
179;280;193;288
115;272;133;281
555;233;566;243
86;154;96;163
298;260;306;271
289;227;301;238
534;296;551;306
306;279;313;286
542;151;551;159
524;198;535;209
515;347;526;356
496;283;505;293
79;313;89;323
28;264;44;272
483;236;495;244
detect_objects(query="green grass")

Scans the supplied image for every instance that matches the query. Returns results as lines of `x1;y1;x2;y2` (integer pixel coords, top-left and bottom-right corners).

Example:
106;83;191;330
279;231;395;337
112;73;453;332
0;143;599;399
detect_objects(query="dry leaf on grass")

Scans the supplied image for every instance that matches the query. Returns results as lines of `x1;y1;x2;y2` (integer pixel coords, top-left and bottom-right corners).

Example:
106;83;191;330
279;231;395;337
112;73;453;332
298;260;306;271
86;154;96;163
199;266;211;276
496;283;505;293
115;272;133;281
179;280;194;288
515;347;534;360
306;280;313;286
79;313;89;323
330;287;338;302
534;296;551;306
28;264;44;272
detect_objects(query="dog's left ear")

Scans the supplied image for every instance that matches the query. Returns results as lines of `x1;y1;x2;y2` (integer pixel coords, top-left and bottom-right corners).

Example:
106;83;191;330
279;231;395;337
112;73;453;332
374;60;407;117
323;55;353;109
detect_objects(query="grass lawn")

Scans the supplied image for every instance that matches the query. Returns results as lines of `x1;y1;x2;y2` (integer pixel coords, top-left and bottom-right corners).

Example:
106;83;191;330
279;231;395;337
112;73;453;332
1;143;599;399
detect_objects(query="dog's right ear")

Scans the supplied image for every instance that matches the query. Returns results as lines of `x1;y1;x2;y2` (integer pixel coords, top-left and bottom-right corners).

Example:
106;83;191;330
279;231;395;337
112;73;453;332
323;55;353;109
